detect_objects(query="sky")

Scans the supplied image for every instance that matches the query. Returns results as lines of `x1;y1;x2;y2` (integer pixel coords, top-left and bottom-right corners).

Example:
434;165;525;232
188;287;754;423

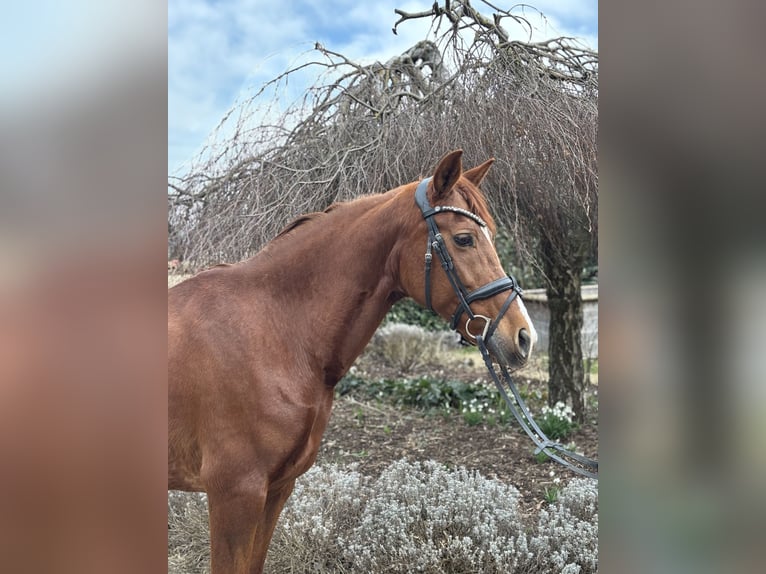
168;0;598;176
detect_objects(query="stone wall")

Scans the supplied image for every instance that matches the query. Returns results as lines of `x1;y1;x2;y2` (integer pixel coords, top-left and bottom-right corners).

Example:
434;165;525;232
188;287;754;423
523;285;598;359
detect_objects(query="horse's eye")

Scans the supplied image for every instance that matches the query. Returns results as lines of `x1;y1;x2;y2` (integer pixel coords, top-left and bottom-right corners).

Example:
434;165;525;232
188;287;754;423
453;234;474;248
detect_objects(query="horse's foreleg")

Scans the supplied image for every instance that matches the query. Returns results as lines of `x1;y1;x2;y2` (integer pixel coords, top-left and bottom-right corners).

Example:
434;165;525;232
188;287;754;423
206;477;267;574
249;479;296;573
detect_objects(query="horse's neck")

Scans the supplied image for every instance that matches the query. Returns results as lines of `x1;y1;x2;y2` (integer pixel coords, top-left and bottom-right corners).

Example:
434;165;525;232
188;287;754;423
251;191;408;383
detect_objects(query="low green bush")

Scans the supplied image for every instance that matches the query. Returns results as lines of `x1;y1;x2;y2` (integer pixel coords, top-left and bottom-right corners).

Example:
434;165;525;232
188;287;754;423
383;299;448;332
337;373;505;418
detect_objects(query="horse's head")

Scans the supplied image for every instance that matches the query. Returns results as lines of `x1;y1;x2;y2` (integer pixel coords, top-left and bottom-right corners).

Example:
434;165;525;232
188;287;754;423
399;149;537;369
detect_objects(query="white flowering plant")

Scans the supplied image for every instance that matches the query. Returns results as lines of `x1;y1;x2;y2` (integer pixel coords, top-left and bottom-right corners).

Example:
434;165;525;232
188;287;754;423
538;401;578;440
459;392;512;426
168;461;598;574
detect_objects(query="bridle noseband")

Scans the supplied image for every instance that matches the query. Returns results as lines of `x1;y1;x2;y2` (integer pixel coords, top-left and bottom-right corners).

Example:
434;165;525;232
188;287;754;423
414;177;522;342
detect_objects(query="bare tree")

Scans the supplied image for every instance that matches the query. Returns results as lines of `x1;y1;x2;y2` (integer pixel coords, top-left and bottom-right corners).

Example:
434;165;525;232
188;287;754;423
168;0;597;419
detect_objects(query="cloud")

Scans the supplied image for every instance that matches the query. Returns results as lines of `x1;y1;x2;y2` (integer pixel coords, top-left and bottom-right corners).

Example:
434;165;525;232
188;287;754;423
168;0;598;174
170;2;313;170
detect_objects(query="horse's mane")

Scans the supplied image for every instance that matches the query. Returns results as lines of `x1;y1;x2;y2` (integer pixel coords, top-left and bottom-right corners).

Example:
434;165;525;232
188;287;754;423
274;212;325;240
275;201;347;239
274;178;495;243
272;199;370;243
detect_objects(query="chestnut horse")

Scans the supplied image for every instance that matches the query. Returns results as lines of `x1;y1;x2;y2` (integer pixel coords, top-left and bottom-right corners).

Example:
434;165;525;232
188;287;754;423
168;150;536;573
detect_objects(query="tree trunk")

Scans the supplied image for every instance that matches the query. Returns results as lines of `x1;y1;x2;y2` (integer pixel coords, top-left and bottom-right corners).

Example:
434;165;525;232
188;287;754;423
543;249;586;423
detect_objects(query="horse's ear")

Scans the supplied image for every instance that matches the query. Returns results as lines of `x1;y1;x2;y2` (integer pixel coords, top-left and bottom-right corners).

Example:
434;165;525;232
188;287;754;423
431;149;463;202
463;158;495;187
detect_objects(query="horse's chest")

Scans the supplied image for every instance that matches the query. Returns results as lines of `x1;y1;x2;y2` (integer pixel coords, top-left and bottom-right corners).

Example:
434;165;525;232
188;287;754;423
287;426;325;477
273;395;333;484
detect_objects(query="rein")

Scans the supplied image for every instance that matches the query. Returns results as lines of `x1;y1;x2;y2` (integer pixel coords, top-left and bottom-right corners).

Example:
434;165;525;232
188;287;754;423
415;177;599;479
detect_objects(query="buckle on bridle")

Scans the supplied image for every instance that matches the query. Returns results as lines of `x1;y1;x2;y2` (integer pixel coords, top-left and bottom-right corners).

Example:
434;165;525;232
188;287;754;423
464;315;492;341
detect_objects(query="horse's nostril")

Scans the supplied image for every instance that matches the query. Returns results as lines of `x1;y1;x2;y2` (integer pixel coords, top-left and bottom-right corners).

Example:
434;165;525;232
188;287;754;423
518;328;531;358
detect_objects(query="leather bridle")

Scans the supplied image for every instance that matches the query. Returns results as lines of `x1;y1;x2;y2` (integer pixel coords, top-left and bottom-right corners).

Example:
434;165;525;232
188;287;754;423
414;176;599;479
414;177;523;343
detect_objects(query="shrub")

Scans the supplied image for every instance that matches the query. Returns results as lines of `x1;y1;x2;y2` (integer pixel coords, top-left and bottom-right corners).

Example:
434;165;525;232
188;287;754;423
383;298;448;332
529;478;599;574
341;460;530;573
363;323;456;372
266;464;370;573
166;462;598;573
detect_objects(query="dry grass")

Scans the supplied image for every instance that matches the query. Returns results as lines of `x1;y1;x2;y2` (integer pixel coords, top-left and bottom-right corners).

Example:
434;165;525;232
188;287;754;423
168;274;192;288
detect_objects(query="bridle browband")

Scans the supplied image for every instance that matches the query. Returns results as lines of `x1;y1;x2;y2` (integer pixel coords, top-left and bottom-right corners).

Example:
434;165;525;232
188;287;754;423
414;177;599;479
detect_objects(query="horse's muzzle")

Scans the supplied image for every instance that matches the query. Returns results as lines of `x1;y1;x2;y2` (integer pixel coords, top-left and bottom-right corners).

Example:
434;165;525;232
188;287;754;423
486;328;532;370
